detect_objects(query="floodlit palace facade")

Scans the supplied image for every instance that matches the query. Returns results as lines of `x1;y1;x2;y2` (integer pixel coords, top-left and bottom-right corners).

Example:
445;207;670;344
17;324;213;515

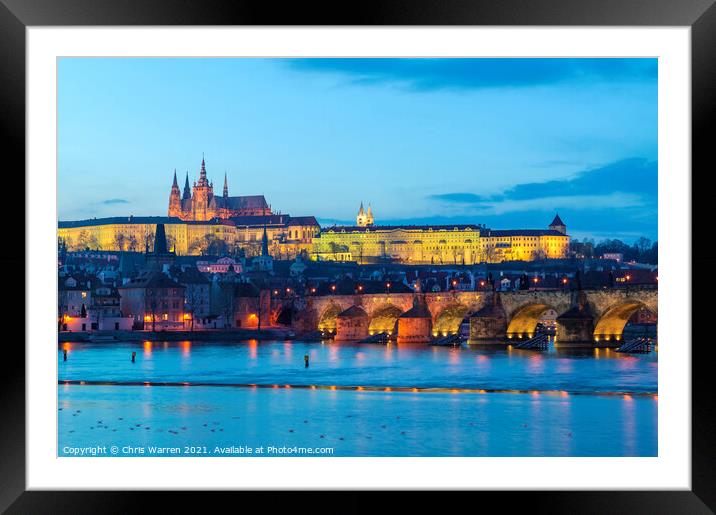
311;208;569;265
58;157;569;263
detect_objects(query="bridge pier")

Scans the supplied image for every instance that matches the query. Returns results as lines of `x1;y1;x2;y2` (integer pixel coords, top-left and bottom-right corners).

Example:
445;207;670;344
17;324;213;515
397;295;433;343
555;292;595;347
469;292;507;342
334;306;369;342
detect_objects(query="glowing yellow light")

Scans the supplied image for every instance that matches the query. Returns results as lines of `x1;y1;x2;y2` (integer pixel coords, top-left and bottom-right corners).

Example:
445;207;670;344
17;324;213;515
248;313;257;319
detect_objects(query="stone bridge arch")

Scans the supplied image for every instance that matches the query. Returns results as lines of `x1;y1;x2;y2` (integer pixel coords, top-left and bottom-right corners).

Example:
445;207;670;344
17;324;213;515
583;287;658;320
433;303;472;336
592;300;656;342
367;304;403;335
500;290;573;338
316;300;349;333
506;303;557;338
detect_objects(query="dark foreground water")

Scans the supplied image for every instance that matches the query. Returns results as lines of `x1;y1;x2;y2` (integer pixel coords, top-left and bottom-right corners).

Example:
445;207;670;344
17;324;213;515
58;340;657;457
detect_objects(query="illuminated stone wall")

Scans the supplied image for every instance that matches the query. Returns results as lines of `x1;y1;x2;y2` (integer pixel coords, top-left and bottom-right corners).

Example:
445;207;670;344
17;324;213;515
58;220;317;257
311;226;569;264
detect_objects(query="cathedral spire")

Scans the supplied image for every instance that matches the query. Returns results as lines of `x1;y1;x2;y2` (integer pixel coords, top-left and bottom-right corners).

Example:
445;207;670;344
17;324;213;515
172;169;179;189
197;154;209;187
223;172;228;197
183;171;191;199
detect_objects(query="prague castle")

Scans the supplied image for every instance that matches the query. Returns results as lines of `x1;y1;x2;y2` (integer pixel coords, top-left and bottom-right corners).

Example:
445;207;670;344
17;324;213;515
59;156;319;258
58;156;569;263
310;206;569;265
169;157;271;221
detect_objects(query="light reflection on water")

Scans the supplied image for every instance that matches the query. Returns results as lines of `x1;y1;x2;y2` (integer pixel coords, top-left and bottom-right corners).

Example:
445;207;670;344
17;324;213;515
58;385;657;457
58;339;657;393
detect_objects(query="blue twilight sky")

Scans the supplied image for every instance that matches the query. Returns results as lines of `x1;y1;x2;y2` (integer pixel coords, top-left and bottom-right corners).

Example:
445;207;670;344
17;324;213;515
58;58;658;242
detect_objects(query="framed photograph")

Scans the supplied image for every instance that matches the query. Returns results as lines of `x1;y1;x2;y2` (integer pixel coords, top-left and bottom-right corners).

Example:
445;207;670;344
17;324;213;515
3;0;713;510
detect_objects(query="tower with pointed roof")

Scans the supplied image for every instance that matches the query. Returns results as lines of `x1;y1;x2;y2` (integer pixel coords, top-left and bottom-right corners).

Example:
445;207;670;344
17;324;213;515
223;172;229;198
145;223;176;271
191;155;214;221
168;170;182;217
182;172;191;200
261;226;270;256
548;213;567;235
356;202;368;226
252;226;274;272
366;204;374;226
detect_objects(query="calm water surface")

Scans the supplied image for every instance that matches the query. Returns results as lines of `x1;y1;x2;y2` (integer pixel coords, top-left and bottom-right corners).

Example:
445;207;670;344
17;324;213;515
58;339;657;457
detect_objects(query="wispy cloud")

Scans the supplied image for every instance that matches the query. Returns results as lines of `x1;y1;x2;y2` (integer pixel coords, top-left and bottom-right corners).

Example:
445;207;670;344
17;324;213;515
428;158;656;206
99;198;130;205
286;58;657;92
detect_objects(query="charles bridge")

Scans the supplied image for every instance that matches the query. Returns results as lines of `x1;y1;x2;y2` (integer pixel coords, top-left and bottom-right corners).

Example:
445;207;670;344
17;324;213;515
268;285;658;346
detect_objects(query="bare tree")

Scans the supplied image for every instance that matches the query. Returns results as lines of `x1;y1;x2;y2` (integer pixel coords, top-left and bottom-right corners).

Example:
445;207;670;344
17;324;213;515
184;286;203;331
218;284;235;328
114;233;126;251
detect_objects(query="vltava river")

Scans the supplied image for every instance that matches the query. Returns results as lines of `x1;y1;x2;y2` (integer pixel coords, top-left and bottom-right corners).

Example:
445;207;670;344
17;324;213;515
58;339;657;457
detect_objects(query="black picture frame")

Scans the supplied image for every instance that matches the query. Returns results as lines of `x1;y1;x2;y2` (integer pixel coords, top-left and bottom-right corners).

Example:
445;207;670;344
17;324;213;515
2;0;712;511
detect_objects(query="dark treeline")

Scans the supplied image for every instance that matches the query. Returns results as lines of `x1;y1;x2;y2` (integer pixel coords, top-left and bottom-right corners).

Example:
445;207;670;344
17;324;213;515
570;237;658;264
